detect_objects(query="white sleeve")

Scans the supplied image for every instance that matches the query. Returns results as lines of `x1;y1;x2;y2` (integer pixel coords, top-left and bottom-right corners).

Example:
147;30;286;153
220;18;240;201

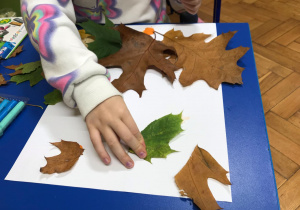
21;0;121;118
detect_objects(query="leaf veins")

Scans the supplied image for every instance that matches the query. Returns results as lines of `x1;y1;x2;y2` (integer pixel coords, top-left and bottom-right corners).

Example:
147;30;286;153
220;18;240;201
163;29;249;89
99;24;179;97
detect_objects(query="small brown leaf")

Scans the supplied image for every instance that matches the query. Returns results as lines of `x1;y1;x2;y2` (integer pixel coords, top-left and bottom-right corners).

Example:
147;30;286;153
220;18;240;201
175;146;231;210
99;24;178;97
9;45;24;58
163;30;249;89
40;140;84;174
8;70;22;76
0;74;7;86
4;63;23;70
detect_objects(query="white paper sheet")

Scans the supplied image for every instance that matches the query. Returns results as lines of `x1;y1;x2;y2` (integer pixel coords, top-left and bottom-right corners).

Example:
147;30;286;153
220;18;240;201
6;24;231;202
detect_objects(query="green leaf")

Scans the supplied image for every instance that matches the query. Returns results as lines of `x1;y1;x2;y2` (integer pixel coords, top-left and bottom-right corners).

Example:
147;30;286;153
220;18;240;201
77;18;122;59
104;15;114;28
15;60;42;74
10;66;44;86
131;113;184;163
44;89;63;105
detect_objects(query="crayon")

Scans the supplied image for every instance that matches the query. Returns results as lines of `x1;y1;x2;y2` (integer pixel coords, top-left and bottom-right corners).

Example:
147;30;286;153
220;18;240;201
0;100;18;121
0;101;26;136
0;99;10;112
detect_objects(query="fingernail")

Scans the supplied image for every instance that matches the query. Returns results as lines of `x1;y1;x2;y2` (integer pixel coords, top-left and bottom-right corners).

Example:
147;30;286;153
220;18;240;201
139;151;146;158
103;158;110;165
126;161;134;168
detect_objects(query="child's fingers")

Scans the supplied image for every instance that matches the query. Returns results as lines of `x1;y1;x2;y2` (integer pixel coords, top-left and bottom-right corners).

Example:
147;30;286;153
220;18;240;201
112;119;147;159
88;126;111;165
102;126;135;169
121;110;146;148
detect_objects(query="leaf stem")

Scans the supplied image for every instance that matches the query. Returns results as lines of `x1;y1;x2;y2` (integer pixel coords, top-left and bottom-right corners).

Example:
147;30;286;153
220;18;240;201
154;31;164;37
26;103;44;109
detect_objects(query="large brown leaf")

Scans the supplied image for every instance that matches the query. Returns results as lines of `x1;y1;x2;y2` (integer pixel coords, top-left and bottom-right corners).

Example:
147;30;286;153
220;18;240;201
175;146;231;210
163;29;249;89
40;140;84;174
99;24;178;97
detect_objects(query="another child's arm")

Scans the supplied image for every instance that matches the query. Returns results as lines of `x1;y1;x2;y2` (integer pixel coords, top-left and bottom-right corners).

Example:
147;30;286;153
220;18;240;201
170;0;202;14
21;0;146;168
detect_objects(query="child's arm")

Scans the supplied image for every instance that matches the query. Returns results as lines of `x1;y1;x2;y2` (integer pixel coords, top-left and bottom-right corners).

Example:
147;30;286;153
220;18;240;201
169;0;202;14
21;0;146;168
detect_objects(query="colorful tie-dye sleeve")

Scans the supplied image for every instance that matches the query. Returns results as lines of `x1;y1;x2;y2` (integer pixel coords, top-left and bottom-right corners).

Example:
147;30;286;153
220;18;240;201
73;0;121;23
151;0;168;23
57;0;70;7
21;0;121;117
21;2;60;62
48;68;110;98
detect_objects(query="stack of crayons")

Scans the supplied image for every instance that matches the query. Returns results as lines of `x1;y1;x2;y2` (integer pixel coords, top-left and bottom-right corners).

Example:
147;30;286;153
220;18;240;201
0;97;26;136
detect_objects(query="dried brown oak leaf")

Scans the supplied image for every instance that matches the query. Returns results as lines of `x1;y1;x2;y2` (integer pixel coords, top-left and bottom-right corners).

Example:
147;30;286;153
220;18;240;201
163;29;249;89
175;146;231;210
99;24;178;97
40;140;84;174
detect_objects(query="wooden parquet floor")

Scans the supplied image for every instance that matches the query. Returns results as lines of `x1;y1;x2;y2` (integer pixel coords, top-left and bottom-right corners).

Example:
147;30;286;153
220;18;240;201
169;1;300;209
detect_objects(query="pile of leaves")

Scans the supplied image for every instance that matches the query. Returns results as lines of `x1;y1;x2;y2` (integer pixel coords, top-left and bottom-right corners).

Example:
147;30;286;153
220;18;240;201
0;45;25;85
3;61;60;105
6;61;43;86
79;18;249;96
97;25;248;96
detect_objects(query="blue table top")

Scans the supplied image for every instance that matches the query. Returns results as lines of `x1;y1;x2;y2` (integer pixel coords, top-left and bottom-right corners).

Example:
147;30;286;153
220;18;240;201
0;23;279;210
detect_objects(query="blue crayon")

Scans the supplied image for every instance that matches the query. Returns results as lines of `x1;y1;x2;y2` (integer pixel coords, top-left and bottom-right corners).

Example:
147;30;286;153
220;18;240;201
0;101;26;136
0;99;10;112
0;100;18;121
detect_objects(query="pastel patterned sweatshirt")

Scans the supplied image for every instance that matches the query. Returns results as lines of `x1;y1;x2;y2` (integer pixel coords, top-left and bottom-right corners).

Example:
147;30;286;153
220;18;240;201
21;0;175;118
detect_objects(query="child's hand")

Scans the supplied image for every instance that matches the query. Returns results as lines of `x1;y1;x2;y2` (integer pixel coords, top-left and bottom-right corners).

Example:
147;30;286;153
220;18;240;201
181;0;202;15
85;96;147;169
